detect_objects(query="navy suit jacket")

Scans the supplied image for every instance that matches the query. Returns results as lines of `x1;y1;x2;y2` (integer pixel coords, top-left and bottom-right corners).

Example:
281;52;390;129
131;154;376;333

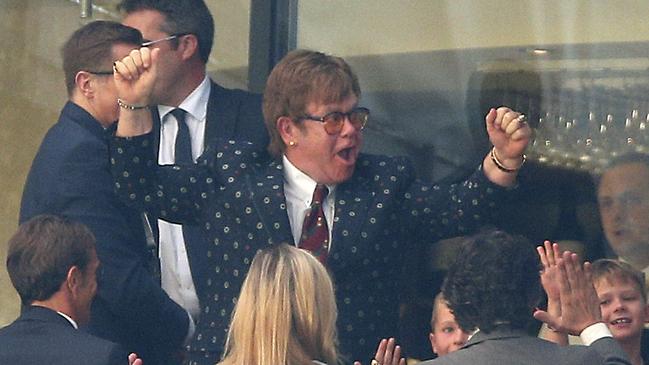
20;102;189;364
111;137;509;364
0;306;128;365
149;81;268;307
418;327;631;365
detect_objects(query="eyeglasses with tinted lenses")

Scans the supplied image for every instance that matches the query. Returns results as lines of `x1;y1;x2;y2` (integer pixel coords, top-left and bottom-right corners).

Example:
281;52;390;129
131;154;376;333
299;107;370;135
141;33;190;47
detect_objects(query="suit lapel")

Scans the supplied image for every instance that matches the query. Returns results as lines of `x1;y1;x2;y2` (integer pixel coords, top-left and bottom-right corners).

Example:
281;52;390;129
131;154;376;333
245;160;293;246
151;107;161;155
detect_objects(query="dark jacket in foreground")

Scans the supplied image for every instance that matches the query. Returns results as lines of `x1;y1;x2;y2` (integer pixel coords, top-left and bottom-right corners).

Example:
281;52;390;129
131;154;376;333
418;326;630;365
0;306;127;365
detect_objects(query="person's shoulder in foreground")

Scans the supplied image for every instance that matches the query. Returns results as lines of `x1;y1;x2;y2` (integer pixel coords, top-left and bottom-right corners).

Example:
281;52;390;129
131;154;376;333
0;215;142;365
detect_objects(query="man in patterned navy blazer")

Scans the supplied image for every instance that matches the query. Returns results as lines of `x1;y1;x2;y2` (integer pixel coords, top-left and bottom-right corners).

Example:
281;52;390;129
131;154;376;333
19;21;188;364
110;48;532;364
0;215;141;365
117;3;269;353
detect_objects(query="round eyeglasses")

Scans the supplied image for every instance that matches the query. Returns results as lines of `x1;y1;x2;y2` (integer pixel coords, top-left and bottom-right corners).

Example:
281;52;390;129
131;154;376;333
297;107;370;135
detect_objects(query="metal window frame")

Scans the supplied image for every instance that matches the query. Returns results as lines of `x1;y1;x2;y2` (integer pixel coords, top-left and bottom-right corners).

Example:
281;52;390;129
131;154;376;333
248;0;297;93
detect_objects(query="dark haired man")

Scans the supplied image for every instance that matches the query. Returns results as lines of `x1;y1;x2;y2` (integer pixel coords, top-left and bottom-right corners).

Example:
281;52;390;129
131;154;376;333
419;230;630;365
115;2;269;354
19;21;188;364
0;215;141;365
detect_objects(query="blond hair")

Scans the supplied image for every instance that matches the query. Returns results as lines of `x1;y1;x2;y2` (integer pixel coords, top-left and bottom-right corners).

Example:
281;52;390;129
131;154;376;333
430;292;446;332
218;244;340;365
591;259;647;303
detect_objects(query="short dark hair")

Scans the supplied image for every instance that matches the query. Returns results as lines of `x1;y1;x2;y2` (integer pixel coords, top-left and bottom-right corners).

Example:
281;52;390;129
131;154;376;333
62;20;142;96
117;0;214;63
442;230;542;334
6;215;96;304
263;49;361;158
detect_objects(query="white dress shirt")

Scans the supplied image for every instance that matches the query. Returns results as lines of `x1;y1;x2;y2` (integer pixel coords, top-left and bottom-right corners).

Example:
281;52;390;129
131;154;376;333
282;155;335;250
156;76;210;329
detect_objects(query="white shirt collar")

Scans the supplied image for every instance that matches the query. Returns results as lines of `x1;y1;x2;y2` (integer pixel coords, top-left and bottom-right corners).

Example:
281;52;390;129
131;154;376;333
158;75;210;122
56;311;79;329
282;155;335;202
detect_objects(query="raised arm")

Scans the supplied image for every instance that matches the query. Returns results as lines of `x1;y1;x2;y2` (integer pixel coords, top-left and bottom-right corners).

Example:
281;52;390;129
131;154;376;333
354;338;406;365
533;251;604;336
537;241;569;346
113;47;158;137
482;107;532;187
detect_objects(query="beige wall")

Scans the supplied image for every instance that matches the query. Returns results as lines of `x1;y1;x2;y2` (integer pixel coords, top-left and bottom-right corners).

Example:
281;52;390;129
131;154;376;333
298;0;649;56
1;0;82;325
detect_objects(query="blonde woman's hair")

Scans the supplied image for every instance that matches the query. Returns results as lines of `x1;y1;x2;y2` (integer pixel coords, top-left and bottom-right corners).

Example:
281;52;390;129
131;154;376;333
218;244;340;365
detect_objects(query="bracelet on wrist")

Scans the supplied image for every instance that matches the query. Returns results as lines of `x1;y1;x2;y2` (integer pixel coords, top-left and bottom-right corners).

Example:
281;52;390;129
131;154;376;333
490;147;526;173
117;98;148;110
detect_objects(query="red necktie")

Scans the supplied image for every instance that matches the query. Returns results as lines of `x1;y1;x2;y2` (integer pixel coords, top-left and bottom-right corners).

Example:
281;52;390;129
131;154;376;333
299;184;329;264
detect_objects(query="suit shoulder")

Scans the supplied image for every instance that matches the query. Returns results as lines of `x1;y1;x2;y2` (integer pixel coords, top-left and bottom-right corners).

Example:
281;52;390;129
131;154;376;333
36;119;105;158
210;81;261;104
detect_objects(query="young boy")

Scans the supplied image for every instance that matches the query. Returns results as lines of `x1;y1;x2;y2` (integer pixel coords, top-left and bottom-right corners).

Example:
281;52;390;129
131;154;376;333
591;259;649;365
539;242;648;364
428;293;470;357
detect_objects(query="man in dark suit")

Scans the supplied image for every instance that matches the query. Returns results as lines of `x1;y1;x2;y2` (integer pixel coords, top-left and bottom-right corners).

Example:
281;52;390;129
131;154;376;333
418;230;630;365
0;215;141;365
115;2;268;353
110;48;531;363
19;21;189;364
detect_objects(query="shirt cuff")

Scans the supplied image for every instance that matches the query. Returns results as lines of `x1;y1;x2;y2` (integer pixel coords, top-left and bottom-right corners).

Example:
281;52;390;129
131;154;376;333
579;322;612;346
184;311;196;346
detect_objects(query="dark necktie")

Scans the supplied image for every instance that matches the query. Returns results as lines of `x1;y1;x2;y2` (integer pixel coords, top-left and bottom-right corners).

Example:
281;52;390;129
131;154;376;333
299;184;330;264
171;108;192;164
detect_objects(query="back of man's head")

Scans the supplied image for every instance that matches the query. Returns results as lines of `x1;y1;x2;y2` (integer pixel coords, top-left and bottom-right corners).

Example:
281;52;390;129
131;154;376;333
117;0;214;63
62;20;142;96
6;215;96;305
443;230;542;334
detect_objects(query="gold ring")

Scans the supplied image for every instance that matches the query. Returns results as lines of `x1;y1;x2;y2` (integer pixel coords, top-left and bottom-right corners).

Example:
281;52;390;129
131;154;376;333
516;114;528;123
371;360;380;365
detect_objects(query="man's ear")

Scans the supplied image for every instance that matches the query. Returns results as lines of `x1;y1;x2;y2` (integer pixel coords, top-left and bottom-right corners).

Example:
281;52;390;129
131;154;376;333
179;34;199;61
65;265;83;296
74;71;94;98
643;302;649;323
276;116;297;145
429;332;438;354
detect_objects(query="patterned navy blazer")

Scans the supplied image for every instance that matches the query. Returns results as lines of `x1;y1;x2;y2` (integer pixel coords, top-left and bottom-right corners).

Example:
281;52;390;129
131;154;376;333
111;136;510;364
